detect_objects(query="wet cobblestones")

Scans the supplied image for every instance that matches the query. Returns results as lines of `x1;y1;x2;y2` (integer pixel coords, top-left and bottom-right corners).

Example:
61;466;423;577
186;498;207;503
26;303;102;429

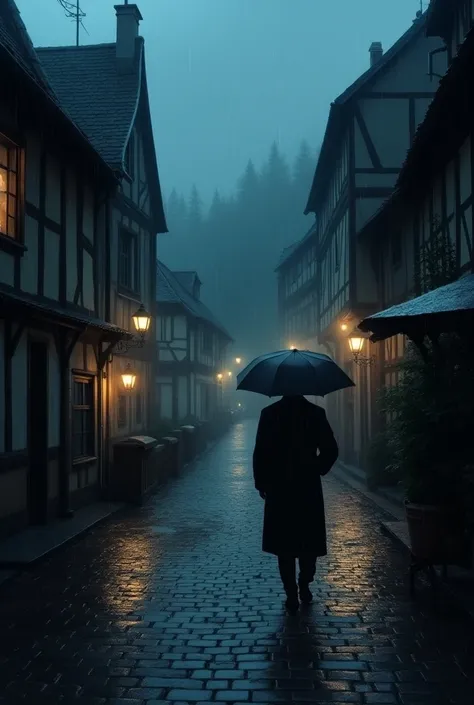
0;420;473;704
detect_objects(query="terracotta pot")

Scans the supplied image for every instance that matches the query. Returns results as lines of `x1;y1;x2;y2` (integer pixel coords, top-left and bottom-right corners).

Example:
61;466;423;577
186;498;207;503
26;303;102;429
405;501;466;564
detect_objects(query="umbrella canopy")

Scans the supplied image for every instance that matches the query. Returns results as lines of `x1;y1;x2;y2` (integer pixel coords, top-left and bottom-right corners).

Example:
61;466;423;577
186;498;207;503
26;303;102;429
236;348;355;397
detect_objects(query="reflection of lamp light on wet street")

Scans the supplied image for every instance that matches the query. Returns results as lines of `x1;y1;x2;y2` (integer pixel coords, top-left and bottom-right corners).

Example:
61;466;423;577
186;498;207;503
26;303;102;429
121;363;137;391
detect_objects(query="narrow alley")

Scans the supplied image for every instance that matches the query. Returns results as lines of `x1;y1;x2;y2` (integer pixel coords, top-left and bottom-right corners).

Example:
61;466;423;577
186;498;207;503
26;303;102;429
0;420;473;705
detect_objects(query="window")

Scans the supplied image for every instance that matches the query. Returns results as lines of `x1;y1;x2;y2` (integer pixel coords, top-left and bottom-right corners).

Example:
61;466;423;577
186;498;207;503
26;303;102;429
118;395;128;428
72;376;95;459
0;139;19;239
135;391;143;425
118;228;140;294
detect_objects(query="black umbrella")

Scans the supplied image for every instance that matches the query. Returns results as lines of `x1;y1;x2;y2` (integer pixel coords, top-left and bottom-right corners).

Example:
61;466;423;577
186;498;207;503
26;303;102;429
236;348;355;397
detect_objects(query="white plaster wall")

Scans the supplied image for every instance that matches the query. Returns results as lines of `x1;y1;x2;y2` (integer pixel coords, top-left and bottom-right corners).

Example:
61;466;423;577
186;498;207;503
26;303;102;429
83;252;95;311
66;168;77;303
44;228;60;300
21;215;39;294
178;376;188;420
371;34;442;93
11;334;27;451
0;251;14;287
25;132;40;208
45;153;61;223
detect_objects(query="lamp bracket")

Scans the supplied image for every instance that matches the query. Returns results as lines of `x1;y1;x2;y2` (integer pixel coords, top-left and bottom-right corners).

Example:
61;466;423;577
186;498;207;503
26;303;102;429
352;353;376;367
111;334;146;357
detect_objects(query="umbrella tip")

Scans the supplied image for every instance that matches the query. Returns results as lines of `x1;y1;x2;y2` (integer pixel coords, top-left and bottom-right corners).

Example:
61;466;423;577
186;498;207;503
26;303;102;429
290;346;298;351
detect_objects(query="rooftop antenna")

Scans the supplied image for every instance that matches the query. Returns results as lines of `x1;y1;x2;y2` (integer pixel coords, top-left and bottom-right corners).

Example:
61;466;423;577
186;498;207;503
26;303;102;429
57;0;87;46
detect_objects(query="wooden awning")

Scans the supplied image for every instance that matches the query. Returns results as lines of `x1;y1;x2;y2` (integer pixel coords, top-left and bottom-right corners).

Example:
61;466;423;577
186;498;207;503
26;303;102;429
359;274;474;342
0;287;132;343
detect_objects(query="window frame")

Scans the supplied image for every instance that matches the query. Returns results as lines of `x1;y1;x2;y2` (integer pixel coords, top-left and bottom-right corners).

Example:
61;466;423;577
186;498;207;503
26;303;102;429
0;134;24;251
118;226;140;296
71;373;96;461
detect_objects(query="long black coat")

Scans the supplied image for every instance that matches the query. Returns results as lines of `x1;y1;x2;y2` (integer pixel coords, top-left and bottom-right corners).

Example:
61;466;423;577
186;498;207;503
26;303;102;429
253;396;339;557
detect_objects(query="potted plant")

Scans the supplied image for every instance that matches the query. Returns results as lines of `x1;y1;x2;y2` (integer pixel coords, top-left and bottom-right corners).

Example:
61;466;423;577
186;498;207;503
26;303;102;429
380;332;474;566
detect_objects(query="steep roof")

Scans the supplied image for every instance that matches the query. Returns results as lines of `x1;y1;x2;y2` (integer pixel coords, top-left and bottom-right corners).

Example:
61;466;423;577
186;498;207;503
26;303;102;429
0;0;112;176
36;42;139;171
305;13;427;214
173;271;202;294
397;26;474;194
156;261;233;341
0;0;53;95
275;221;317;272
37;38;167;233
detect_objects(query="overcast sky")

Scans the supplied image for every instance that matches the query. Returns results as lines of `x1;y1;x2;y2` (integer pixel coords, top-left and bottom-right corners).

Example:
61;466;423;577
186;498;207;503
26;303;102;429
18;0;426;204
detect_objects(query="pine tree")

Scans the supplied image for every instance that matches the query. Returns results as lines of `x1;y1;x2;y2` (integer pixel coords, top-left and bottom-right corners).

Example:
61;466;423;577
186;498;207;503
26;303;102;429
187;184;203;235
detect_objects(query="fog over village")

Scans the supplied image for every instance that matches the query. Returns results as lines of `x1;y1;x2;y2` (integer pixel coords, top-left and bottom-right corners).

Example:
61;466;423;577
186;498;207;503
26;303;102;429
18;0;426;361
1;1;474;702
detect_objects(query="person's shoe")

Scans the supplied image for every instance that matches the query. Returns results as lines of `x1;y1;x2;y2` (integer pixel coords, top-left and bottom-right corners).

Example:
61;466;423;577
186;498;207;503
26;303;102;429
285;593;299;613
298;582;313;604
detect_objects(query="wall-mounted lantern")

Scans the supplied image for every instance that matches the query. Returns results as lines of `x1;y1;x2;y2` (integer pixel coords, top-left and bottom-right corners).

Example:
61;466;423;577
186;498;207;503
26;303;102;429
113;303;152;357
217;373;223;383
132;303;152;336
348;334;375;366
235;357;242;365
227;371;232;378
121;362;137;391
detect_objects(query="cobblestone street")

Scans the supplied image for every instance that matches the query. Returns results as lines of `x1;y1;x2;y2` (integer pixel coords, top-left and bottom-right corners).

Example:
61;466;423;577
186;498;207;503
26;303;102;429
0;420;473;705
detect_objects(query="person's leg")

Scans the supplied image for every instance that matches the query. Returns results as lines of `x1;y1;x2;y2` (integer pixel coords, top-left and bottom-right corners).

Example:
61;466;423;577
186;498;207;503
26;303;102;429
298;555;317;603
277;555;299;611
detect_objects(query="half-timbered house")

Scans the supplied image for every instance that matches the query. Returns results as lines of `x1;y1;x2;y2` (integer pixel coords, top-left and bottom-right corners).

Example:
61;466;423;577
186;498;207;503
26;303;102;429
36;3;167;469
358;0;474;400
0;0;135;535
156;261;233;423
276;13;445;464
0;1;166;538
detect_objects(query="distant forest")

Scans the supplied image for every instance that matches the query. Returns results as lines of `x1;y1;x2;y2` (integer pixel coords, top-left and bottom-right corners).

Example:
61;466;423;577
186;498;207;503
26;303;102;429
158;140;318;359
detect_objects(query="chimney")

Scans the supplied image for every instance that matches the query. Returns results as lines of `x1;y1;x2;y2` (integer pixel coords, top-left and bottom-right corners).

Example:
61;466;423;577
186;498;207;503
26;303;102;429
114;3;143;73
369;41;383;67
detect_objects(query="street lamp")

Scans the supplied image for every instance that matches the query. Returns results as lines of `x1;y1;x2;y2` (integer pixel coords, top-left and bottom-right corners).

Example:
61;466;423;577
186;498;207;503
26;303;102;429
235;357;242;365
132;303;152;335
217;373;223;382
121;362;137;391
348;334;375;366
227;371;232;378
348;336;365;355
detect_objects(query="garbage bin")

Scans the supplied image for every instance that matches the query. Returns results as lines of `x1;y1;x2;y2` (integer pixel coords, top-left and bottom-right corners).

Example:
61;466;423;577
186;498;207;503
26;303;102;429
110;435;161;505
181;425;197;462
